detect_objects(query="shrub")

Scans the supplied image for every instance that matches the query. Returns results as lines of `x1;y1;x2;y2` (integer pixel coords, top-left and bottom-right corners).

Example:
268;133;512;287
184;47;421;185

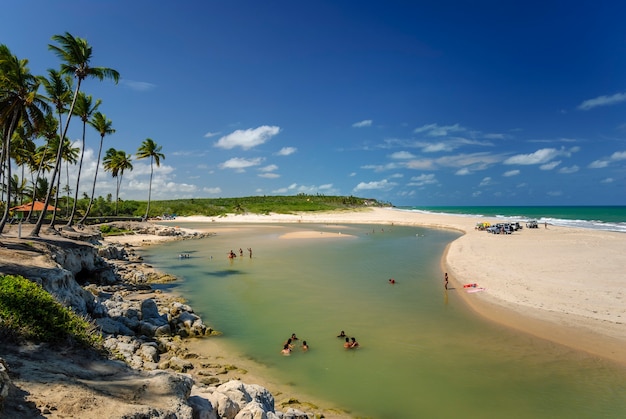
0;275;102;347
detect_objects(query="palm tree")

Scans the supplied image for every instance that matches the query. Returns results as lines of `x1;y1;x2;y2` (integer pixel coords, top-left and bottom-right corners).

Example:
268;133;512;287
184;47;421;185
30;32;119;237
65;92;100;228
49;135;78;226
103;147;133;215
136;138;164;221
39;69;73;216
78;111;114;224
0;44;49;233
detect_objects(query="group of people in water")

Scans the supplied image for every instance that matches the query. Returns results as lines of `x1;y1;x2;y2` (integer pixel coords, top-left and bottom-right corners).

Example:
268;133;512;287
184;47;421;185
228;247;252;259
337;330;359;349
280;331;360;355
281;333;308;355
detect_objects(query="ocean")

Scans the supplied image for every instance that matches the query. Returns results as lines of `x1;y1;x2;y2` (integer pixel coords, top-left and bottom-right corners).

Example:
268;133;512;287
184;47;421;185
399;206;626;232
144;210;626;418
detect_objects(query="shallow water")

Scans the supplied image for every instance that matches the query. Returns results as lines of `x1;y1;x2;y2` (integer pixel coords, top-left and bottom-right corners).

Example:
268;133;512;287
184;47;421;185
143;223;626;418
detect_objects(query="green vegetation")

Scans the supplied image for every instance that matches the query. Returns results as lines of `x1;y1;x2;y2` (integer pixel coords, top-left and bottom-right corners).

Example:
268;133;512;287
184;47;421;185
4;194;390;224
139;194;389;218
0;275;102;347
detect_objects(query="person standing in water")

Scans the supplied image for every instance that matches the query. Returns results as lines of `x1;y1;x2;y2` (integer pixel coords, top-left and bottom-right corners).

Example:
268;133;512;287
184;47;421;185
444;272;449;290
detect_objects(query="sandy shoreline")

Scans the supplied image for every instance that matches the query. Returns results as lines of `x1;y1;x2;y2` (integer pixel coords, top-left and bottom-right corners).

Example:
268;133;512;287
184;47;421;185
137;207;626;366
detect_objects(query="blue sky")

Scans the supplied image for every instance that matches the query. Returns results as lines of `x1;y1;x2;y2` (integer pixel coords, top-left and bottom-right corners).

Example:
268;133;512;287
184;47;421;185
3;1;626;206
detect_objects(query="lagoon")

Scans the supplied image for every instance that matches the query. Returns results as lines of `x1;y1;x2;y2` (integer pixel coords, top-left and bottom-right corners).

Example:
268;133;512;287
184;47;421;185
143;222;626;418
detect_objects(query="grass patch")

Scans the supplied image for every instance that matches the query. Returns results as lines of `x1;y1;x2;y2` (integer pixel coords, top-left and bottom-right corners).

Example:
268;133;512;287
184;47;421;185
0;275;102;347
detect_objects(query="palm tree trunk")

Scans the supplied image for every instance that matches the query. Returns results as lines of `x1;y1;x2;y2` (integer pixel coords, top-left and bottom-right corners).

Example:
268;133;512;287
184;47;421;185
66;121;87;228
143;157;154;221
30;78;82;237
78;135;104;225
0;111;20;234
115;175;122;215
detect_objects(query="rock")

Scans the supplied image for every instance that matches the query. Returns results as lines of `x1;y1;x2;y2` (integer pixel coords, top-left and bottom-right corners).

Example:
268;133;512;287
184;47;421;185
167;356;194;373
188;395;218;419
0;358;11;409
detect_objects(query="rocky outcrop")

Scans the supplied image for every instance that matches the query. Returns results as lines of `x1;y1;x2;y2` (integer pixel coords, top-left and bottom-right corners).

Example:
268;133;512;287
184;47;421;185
0;225;324;419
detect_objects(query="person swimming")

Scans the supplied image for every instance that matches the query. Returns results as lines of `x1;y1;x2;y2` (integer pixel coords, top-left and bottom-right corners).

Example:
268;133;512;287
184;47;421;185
343;337;352;349
350;337;359;348
302;340;309;351
290;333;298;341
281;343;291;356
337;330;346;338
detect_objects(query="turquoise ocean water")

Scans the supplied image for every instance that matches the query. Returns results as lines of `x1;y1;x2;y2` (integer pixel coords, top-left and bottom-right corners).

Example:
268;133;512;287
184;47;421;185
400;206;626;232
145;208;626;418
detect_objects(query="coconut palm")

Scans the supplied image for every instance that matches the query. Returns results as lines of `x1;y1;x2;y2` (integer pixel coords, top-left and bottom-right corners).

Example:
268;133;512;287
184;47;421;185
49;135;78;226
30;32;119;237
136;138;164;221
103;148;133;215
78;111;114;224
65;92;101;228
0;44;49;233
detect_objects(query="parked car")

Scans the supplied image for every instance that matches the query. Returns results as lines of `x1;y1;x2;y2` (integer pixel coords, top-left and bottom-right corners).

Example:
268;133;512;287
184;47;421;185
526;220;539;228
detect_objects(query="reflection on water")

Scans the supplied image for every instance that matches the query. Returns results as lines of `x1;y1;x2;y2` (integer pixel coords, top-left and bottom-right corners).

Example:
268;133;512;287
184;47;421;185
143;223;626;418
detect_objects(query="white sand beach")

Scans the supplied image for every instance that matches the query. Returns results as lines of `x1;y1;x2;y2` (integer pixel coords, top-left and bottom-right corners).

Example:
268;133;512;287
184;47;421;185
160;208;626;365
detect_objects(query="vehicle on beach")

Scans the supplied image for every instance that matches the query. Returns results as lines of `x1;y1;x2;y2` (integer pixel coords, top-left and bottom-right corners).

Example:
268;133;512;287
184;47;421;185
526;220;539;228
486;223;515;234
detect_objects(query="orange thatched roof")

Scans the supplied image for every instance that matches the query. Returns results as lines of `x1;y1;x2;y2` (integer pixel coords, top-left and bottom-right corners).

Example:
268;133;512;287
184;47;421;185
9;201;59;212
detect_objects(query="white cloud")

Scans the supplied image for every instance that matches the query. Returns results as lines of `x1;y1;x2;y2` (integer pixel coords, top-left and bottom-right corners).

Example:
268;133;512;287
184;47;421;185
588;150;626;168
611;151;626;160
547;190;563;197
479;177;492;186
503;170;520;177
204;131;221;138
455;168;471;176
203;187;222;194
408;174;437;186
600;177;614;183
259;164;278;172
275;147;297;156
558;165;579;174
219;157;264;171
404;159;436;170
274;183;337;195
484;133;506;140
214;126;280;150
588;159;609;169
578;92;626;110
121;79;156;91
353;179;396;191
540;161;561;170
258;173;280;179
504;147;576;165
421;142;453;153
414;123;465;137
352;119;373;128
389;151;415;159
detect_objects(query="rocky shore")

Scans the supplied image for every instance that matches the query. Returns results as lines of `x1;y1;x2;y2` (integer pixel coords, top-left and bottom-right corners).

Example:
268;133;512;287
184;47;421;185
0;223;338;418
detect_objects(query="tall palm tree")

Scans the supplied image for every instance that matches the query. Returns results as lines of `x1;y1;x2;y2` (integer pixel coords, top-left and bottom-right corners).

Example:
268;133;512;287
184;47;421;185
103;147;133;215
30;32;119;237
0;44;49;233
49;135;78;227
39;69;72;216
136;138;164;221
78;111;114;224
65;92;100;228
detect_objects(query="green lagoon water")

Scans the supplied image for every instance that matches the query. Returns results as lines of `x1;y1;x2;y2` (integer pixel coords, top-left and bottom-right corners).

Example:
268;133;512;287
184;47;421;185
143;222;626;418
